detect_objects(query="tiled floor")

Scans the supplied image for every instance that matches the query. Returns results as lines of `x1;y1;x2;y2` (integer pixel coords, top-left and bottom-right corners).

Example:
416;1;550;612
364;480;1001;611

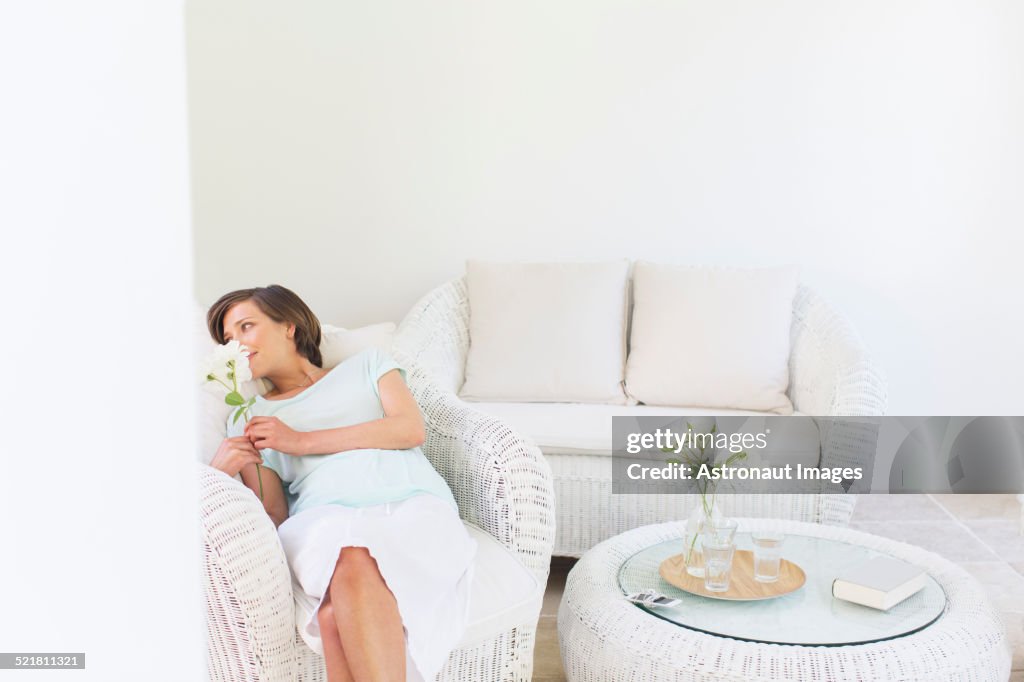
533;494;1024;680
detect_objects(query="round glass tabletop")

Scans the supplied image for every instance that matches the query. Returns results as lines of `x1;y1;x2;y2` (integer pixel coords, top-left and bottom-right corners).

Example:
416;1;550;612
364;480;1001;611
617;532;947;646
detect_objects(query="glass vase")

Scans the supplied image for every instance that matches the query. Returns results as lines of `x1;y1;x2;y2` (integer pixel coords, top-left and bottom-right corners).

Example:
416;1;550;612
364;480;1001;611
682;503;723;578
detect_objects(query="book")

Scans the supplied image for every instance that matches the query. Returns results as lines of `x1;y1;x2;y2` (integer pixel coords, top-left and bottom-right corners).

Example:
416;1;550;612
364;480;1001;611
832;556;928;611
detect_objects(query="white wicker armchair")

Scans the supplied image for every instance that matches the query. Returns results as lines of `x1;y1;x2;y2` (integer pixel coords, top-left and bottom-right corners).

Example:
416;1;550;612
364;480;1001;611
199;370;556;681
394;277;889;557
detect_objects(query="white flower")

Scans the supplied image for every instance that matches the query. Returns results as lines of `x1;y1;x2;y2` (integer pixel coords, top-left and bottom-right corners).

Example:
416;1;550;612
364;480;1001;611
222;340;253;384
199;353;216;385
200;340;252;389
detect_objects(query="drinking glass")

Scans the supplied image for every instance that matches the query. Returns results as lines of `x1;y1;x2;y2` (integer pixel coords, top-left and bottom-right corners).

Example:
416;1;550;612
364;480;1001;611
700;532;733;589
751;530;786;583
702;517;738;546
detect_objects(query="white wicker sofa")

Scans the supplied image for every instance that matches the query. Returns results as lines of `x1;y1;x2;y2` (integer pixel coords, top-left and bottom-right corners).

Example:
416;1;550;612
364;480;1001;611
198;370;556;681
393;275;888;557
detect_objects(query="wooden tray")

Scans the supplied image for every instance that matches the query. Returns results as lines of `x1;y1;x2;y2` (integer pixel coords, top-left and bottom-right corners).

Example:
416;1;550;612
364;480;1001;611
659;550;806;601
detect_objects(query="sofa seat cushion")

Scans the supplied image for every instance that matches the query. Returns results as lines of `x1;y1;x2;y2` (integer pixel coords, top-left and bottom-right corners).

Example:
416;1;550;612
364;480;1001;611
292;522;544;649
467;401;820;468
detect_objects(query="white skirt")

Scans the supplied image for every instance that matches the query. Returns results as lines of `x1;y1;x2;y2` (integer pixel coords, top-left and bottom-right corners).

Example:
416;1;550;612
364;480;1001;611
278;494;477;682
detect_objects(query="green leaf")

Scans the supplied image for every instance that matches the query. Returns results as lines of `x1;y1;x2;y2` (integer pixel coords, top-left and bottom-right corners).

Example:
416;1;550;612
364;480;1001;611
225;391;245;406
232;406;246;424
710;423;717;434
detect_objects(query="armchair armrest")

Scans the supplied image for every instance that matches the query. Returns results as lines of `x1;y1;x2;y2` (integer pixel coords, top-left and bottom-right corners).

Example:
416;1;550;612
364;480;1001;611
789;287;887;525
789;285;888;416
395;361;557;584
198;463;296;682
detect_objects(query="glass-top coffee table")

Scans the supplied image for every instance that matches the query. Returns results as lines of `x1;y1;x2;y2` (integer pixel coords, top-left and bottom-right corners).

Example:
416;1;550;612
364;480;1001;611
558;518;1011;681
618;532;946;646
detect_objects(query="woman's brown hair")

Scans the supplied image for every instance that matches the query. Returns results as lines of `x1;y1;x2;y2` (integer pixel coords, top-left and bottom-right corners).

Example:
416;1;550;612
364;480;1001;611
206;284;323;368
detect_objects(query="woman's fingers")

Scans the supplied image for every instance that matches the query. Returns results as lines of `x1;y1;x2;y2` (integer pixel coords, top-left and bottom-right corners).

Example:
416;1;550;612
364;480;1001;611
235;447;262;464
227;438;260;456
211;437;263;477
244;418;281;440
246;425;277;442
231;432;271;452
246;429;268;447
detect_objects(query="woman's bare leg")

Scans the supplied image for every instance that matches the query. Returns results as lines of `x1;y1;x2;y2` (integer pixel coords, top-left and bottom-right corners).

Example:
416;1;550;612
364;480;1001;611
317;590;355;682
329;546;406;682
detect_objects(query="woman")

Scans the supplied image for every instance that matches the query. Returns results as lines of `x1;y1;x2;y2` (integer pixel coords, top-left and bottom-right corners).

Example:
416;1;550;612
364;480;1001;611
206;284;476;682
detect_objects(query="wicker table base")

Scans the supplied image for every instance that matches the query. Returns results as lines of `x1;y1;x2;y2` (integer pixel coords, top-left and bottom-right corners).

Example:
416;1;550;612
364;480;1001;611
558;518;1011;681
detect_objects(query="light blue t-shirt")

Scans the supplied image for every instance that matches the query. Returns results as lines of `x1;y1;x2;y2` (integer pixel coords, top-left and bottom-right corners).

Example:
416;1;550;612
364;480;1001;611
226;347;457;517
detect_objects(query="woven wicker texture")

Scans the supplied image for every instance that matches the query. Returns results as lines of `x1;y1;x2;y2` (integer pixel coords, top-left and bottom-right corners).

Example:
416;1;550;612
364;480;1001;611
394;277;889;556
199;366;556;681
558;518;1011;681
200;465;297;681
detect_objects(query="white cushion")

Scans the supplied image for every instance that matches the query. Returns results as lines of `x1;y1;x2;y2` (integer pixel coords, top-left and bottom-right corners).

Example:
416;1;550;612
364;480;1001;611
468;402;819;469
194;303;396;466
625;262;798;414
459;259;631;404
320;322;396;368
291;522;543;648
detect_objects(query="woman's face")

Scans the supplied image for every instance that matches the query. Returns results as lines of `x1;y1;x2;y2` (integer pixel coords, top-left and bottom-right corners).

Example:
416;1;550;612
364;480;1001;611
221;299;295;378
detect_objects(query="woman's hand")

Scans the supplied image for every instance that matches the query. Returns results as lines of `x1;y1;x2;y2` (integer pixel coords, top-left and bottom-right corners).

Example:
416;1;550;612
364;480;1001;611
209;436;263;477
245;416;308;456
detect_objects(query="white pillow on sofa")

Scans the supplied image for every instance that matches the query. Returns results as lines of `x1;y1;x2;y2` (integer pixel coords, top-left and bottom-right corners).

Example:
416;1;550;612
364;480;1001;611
194;304;396;465
320;322;396;368
624;262;798;414
459;259;631;404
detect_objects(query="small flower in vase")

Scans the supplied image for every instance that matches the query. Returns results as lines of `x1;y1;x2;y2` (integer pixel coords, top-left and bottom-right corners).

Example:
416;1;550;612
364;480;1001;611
662;421;747;577
201;340;264;501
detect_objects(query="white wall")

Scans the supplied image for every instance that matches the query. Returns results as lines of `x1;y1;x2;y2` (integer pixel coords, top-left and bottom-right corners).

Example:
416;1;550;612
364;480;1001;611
0;3;203;680
188;0;1024;415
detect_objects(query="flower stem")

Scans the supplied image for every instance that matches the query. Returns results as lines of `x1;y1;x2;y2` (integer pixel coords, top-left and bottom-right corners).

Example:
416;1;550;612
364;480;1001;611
211;376;233;392
242;406;265;503
685;529;700;563
253;440;265;503
233;373;265;504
